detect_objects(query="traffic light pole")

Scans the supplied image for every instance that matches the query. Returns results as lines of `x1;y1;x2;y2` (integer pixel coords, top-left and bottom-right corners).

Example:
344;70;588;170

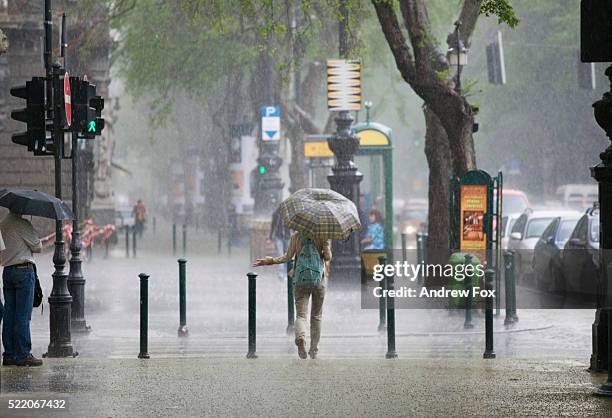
45;0;74;358
62;13;90;334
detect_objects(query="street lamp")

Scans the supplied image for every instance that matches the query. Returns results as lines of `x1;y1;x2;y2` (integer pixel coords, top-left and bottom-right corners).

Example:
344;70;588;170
447;21;469;95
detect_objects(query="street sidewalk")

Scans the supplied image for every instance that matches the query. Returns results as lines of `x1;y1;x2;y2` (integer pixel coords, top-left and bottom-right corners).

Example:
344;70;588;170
0;357;611;417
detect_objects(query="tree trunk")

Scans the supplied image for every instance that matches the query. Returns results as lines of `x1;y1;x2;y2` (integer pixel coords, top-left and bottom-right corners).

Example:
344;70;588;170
424;107;450;251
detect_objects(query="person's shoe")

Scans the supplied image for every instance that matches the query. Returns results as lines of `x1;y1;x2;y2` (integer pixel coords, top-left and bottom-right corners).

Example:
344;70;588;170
296;337;307;359
16;355;43;367
2;357;17;366
308;351;317;360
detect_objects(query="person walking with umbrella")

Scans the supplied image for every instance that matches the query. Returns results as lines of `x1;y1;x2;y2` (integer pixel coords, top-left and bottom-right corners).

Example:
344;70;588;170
253;189;360;359
0;189;74;367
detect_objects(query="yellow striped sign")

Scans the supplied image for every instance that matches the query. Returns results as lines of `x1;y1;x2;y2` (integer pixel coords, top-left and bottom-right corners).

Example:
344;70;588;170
326;59;361;111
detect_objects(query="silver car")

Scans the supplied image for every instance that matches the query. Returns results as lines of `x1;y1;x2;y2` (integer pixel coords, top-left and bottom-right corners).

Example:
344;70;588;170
508;208;580;281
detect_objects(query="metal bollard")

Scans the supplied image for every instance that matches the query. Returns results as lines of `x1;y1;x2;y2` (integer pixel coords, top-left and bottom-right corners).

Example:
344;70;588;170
286;259;295;334
464;254;474;329
172;223;177;255
132;226;137;258
218;229;222;254
138;273;150;359
246;272;258;359
507;251;519;323
483;268;496;359
596;308;612;396
385;255;398;358
401;233;407;263
153;216;156;235
504;251;515;325
105;238;109;259
125;226;130;258
177;259;188;337
182;224;187;255
378;255;387;332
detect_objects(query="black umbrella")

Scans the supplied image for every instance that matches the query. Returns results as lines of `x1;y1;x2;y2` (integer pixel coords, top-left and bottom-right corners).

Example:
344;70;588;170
0;189;74;220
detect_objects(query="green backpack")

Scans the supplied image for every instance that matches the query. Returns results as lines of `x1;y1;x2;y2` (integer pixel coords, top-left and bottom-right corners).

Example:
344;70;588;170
294;234;324;288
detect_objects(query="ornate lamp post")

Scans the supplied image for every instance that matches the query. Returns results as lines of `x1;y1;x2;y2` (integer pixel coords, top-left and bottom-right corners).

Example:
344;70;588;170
327;0;363;282
591;65;612;373
446;21;469;95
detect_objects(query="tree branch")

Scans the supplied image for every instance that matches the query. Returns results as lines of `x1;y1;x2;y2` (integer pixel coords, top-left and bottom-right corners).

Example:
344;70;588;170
446;0;483;48
371;0;416;85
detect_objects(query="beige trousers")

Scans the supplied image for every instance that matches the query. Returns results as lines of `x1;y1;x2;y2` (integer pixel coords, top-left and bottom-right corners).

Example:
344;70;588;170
294;285;326;354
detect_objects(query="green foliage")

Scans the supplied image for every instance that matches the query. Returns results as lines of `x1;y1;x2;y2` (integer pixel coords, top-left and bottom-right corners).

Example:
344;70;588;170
480;0;520;28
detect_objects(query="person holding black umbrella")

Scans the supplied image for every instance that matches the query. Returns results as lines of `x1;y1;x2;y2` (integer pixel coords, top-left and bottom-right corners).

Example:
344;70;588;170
0;209;43;367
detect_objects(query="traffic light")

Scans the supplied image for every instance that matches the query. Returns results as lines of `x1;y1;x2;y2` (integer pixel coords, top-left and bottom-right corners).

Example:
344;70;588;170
70;77;104;139
10;77;48;154
258;164;267;175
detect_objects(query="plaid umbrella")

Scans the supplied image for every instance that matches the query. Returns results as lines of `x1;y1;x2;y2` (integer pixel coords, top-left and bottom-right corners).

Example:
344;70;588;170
279;188;361;240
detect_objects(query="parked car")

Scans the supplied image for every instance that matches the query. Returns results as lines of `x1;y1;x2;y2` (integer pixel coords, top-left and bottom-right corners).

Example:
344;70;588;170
500;213;520;250
395;198;427;249
115;207;135;231
500;189;531;216
508;208;580;281
556;184;598;211
532;214;581;291
559;205;599;299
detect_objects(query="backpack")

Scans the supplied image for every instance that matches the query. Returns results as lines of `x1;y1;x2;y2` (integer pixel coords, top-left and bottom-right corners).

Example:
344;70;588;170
293;234;324;288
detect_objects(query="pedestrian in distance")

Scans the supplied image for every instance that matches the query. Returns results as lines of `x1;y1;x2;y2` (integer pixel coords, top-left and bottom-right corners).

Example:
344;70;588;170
254;231;331;359
267;206;291;281
132;199;147;238
0;209;43;367
361;208;384;250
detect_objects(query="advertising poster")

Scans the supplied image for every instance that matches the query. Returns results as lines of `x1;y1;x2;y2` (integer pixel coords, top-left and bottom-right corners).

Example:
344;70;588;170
460;184;487;251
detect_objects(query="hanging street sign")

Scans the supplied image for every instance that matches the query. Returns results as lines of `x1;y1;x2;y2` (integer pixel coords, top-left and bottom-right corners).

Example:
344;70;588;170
261;106;280;141
326;59;361;111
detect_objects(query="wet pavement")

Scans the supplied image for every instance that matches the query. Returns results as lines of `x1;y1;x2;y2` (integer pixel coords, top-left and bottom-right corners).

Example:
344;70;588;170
0;222;610;416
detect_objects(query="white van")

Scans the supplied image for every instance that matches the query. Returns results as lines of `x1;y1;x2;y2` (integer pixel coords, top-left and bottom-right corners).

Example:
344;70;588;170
555;184;598;211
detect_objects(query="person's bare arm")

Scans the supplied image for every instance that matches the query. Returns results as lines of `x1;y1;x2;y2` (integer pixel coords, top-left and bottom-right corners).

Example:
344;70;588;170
321;239;332;262
253;234;297;267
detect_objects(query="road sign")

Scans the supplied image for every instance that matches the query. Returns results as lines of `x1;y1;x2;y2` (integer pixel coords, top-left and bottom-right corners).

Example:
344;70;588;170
261;106;280;141
64;72;71;127
304;140;334;158
327;60;361;111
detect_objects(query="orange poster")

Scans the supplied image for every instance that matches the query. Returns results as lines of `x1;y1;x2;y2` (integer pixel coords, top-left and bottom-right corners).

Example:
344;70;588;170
460;185;487;251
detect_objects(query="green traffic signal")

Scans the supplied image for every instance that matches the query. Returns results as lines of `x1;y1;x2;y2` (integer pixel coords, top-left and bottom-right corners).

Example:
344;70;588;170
258;165;266;175
88;120;96;133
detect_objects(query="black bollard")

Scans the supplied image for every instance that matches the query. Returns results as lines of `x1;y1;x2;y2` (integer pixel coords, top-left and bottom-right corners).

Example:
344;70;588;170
246;272;258;359
385;262;398;358
105;237;109;259
378;255;387;332
483;268;496;359
138;273;150;359
504;251;515;325
125;226;130;258
172;223;177;255
596;308;612;396
401;233;407;263
178;259;188;337
464;254;474;329
286;259;295;335
182;224;187;256
132;226;137;258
